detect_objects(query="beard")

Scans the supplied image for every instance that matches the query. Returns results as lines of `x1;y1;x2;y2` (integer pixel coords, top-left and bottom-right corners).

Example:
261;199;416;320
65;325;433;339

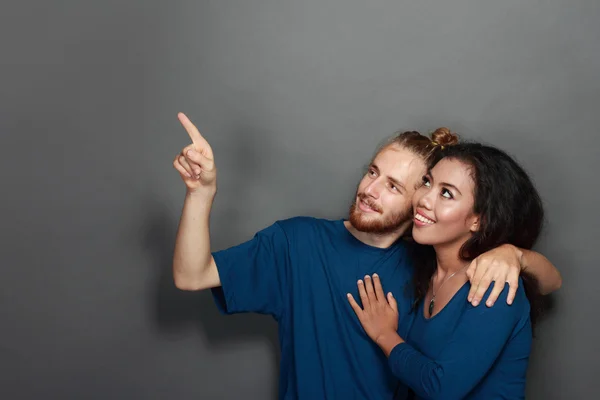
348;192;413;235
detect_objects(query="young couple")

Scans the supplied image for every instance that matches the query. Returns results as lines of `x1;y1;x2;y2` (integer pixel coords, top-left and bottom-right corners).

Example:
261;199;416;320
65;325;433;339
171;113;561;399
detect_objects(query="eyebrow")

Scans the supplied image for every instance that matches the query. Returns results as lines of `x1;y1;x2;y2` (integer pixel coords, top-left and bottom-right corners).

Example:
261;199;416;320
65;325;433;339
426;171;463;196
371;163;407;193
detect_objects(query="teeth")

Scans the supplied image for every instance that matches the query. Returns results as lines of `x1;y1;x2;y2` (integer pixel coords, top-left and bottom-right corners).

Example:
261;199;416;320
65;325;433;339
415;214;435;224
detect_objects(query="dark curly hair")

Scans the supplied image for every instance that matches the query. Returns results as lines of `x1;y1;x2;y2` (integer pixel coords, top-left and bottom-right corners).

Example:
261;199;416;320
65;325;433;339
410;142;547;329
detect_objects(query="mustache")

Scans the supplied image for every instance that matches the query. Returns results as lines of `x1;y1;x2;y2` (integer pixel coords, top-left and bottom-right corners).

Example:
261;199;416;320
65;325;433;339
357;193;382;213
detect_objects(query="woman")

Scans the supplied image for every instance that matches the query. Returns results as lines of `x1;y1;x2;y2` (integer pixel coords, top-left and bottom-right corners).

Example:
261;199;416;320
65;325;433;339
348;136;546;399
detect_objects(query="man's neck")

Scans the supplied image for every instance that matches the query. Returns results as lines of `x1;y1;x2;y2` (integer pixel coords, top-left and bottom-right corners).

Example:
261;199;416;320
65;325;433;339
343;220;409;249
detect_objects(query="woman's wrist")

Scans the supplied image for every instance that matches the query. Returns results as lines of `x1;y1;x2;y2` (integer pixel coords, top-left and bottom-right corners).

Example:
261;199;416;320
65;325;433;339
375;331;404;357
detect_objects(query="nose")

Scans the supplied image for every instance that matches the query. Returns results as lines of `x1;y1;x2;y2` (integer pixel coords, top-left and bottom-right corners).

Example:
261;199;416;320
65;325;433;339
364;179;383;199
416;187;433;210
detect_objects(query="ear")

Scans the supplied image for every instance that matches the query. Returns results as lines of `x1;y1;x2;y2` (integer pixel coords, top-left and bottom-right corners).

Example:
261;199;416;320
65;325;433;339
469;214;480;233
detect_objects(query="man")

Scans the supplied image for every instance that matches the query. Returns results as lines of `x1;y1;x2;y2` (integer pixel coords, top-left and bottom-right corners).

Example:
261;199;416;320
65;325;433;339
171;113;561;399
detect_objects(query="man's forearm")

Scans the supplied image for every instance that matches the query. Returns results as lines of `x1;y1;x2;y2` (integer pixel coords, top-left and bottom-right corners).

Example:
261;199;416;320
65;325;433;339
521;249;562;294
173;190;218;290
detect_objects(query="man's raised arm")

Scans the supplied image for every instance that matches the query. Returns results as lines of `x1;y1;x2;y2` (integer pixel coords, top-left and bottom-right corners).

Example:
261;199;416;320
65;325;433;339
171;112;220;291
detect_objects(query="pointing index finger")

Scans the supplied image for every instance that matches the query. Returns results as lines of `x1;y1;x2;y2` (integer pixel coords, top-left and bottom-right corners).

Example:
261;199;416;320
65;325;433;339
177;112;213;157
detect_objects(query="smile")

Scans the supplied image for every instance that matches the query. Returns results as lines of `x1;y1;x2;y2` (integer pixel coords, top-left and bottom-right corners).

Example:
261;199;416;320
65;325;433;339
358;199;379;213
414;213;435;225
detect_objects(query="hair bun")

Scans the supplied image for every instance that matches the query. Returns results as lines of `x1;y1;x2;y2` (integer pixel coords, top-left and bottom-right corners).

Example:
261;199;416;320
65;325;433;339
431;127;459;147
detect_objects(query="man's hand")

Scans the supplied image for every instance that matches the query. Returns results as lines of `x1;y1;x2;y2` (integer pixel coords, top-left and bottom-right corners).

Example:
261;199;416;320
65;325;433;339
466;244;523;307
347;274;399;344
172;112;217;194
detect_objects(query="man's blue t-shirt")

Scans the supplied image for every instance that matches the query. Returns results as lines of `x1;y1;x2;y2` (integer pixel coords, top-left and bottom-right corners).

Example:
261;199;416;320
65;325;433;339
211;217;414;399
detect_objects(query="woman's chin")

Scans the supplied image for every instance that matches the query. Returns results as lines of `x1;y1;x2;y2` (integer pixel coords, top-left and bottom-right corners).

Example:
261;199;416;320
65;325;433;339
411;229;433;245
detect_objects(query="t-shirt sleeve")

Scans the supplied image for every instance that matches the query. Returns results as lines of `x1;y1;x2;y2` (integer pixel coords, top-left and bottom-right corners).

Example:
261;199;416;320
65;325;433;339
388;282;530;399
210;222;289;321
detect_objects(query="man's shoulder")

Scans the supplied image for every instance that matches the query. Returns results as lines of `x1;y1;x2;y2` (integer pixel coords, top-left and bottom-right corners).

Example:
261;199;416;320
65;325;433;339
273;216;342;239
276;215;339;229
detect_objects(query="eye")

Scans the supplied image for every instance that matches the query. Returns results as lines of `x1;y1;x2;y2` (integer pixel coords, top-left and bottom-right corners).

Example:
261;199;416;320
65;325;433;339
368;168;377;178
441;188;454;199
422;176;431;187
388;183;398;192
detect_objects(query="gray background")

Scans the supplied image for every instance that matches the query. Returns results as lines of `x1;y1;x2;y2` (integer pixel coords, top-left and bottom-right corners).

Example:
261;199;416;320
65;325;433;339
1;0;598;399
